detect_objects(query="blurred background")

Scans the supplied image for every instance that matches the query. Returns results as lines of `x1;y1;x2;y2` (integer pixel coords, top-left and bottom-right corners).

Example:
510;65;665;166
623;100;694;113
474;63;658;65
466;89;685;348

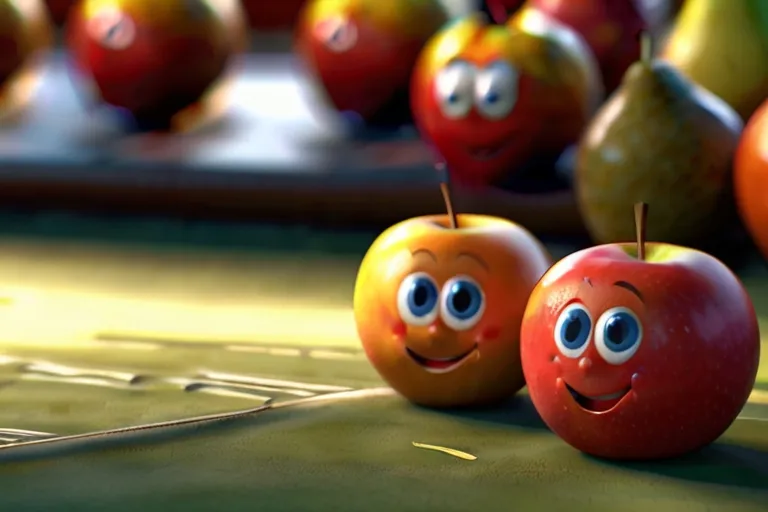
0;0;765;347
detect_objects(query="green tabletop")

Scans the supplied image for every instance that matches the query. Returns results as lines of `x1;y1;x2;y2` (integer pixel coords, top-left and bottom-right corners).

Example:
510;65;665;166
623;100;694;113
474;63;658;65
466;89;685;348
0;212;763;511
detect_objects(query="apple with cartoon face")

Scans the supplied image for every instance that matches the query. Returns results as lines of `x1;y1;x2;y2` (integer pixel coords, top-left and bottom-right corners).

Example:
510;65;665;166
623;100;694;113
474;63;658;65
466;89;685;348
411;9;601;186
354;180;551;407
520;204;760;460
295;0;448;128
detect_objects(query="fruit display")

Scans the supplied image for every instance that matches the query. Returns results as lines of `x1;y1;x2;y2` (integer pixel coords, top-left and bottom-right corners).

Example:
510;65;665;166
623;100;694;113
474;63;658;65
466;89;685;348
528;0;648;94
520;203;760;460
575;38;743;247
66;0;245;132
662;0;768;120
734;97;768;260
411;8;601;187
295;0;448;129
353;177;551;407
0;0;52;122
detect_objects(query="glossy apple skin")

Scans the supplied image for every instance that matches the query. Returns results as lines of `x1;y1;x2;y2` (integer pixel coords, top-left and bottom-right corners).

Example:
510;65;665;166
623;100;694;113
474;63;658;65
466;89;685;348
296;0;447;127
521;243;760;460
411;11;601;186
66;0;241;131
735;98;768;260
529;0;646;93
354;214;551;408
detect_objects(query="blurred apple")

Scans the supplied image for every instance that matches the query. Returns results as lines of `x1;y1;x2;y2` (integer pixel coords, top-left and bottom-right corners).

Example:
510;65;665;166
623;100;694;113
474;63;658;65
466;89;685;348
411;8;602;187
296;0;448;128
529;0;647;94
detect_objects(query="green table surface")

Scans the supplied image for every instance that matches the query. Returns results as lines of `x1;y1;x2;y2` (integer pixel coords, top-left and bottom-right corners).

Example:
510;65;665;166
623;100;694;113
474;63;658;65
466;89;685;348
0;211;763;511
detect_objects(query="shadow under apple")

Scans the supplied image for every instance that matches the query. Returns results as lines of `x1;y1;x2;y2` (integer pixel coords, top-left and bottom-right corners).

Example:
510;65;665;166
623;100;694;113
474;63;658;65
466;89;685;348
588;442;768;491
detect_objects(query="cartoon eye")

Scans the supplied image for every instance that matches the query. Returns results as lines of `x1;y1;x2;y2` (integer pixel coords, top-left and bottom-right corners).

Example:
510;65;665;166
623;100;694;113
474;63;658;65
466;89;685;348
595;307;643;365
474;61;518;120
87;7;136;50
554;303;593;358
433;60;476;119
315;16;358;53
397;272;439;326
439;276;485;331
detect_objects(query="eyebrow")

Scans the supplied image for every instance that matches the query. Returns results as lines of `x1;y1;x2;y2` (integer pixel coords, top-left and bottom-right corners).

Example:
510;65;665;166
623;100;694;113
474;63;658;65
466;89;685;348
613;281;643;303
457;252;489;271
411;248;437;261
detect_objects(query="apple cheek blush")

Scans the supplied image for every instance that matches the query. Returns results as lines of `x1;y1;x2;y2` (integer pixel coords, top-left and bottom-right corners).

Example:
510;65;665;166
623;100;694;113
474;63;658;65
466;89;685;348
520;203;761;460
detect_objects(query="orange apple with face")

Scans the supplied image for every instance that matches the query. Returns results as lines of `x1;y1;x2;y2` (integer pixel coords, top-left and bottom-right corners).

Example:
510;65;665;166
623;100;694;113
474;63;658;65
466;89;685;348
354;207;552;407
411;8;601;186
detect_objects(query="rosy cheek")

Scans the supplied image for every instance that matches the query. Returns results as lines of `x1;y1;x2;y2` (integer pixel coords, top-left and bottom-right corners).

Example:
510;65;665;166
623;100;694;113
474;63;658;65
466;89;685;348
391;320;407;340
475;325;501;344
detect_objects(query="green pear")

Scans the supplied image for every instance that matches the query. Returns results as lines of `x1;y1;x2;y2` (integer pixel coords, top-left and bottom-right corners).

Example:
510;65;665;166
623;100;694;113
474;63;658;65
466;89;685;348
662;0;768;120
575;46;743;247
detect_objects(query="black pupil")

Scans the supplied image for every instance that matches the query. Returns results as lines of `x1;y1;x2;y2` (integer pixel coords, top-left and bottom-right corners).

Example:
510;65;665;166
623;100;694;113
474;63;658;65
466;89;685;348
413;284;429;307
452;287;471;312
606;318;626;345
564;315;583;342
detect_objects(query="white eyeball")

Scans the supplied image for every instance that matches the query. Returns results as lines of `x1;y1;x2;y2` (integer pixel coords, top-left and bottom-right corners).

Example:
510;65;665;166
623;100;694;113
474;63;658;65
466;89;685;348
474;61;518;120
553;303;593;359
439;275;485;331
87;8;136;51
316;16;358;53
397;272;440;326
433;60;476;119
594;307;643;365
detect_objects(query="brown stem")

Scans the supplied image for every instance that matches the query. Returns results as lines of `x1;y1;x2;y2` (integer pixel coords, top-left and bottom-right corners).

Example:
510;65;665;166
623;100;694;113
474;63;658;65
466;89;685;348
436;163;458;229
640;32;653;63
634;202;648;260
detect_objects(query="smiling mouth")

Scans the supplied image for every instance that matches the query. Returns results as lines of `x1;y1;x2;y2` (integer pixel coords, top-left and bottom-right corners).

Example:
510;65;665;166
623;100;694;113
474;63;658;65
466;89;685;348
565;382;631;413
467;145;506;161
406;345;477;374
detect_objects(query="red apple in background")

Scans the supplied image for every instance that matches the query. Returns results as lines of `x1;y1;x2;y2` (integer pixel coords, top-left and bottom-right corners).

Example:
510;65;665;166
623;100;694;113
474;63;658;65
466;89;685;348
411;9;601;187
67;0;244;132
529;0;647;94
295;0;448;128
520;204;760;460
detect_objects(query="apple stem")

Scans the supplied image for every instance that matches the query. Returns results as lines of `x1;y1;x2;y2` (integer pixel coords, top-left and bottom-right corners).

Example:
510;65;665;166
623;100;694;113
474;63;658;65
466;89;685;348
634;202;648;260
436;163;459;229
640;32;653;64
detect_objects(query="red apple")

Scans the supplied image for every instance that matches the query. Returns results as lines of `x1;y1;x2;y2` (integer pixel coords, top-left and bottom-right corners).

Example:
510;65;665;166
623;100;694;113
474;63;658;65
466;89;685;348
66;0;243;132
295;0;448;127
528;0;647;94
520;209;760;460
411;10;601;186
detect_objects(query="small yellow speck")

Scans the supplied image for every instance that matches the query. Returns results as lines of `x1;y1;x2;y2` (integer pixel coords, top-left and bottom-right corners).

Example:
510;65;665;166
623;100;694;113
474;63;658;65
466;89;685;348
411;442;477;461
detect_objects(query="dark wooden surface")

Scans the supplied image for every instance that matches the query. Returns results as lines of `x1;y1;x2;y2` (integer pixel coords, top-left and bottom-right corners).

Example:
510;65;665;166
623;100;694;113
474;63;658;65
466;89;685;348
0;51;584;237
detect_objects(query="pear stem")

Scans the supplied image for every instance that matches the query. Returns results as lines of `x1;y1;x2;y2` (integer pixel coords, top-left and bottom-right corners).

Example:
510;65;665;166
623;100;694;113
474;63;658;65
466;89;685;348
640;32;653;63
634;202;648;261
436;163;459;229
